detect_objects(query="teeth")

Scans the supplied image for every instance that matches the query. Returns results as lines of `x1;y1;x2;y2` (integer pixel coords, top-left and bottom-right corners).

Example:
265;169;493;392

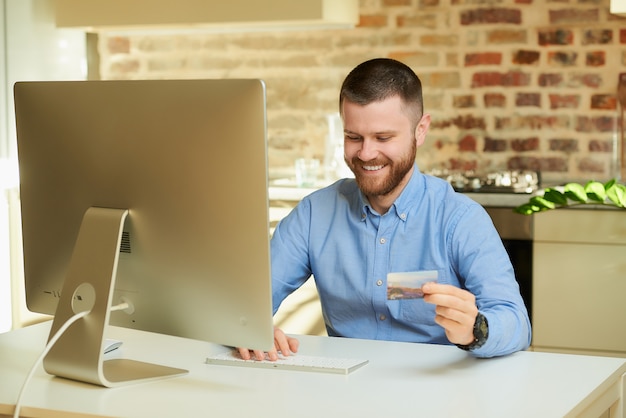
363;165;384;171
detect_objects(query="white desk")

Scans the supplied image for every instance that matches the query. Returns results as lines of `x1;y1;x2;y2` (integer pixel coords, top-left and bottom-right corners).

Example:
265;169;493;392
1;322;625;418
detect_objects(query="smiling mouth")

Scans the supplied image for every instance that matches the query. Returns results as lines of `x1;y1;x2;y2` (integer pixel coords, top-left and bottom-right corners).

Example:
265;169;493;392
362;164;385;171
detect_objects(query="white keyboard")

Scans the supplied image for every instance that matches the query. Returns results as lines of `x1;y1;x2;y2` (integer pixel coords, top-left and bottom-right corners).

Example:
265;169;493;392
205;351;368;375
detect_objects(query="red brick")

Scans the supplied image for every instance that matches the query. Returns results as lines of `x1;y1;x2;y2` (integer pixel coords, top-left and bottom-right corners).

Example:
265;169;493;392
465;52;502;66
460;8;522;25
582;29;613;45
424;72;462;89
511;137;540;152
431;115;486;130
569;73;602;88
484;93;506;107
512;50;540;65
397;14;438;29
484;137;507;152
453;95;476;108
486;29;527;44
448;158;478;171
549;138;578;152
548;8;599;25
549;94;580;109
515;93;541;107
590;94;617;110
586;51;605;67
495;115;570;130
576;116;616;133
420;34;459;47
538;73;564;87
621;29;626;44
578;157;605;173
389;51;439;67
547;51;578;66
471;71;531;87
507;156;541;171
508;156;568;172
538;29;573;46
459;135;477;151
589;139;613;152
456;115;486;129
358;14;388;27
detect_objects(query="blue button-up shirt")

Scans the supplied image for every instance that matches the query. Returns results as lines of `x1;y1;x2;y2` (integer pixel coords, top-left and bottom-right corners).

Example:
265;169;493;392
271;166;531;357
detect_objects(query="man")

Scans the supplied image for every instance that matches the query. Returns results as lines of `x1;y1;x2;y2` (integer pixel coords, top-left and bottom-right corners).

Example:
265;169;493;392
240;58;531;360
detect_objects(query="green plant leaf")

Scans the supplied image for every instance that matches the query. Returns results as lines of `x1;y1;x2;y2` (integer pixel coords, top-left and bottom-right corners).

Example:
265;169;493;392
530;196;555;210
513;178;626;215
604;179;616;190
542;188;568;206
563;183;587;203
513;203;540;215
606;183;626;208
584;181;606;202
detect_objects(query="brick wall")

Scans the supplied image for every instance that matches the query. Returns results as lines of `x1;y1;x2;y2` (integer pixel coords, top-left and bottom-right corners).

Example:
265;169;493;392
96;0;626;184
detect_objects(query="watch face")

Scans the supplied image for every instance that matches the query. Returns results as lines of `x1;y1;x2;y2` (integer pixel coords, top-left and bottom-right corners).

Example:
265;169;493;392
473;313;488;347
477;314;488;339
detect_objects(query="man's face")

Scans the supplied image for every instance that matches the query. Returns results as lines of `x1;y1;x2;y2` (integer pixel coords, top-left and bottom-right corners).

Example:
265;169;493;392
341;95;424;198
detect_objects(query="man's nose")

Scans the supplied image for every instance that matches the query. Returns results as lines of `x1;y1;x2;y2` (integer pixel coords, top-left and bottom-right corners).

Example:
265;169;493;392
357;139;378;161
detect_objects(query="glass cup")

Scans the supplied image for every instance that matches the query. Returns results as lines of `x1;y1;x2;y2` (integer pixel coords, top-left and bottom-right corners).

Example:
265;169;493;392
295;158;320;187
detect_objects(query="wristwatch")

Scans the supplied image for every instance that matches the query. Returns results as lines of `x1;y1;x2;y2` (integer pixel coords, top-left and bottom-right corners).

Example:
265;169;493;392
456;312;489;351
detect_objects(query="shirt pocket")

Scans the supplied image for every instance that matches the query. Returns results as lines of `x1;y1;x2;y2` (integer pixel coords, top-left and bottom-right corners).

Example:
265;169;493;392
390;268;449;324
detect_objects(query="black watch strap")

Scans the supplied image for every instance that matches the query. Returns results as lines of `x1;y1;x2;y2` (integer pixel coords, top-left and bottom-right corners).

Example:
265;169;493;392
456;312;489;351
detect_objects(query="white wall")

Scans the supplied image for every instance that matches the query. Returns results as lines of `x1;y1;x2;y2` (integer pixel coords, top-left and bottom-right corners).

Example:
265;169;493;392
0;0;86;331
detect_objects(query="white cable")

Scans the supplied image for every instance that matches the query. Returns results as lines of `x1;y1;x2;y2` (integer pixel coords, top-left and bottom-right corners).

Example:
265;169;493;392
12;301;129;418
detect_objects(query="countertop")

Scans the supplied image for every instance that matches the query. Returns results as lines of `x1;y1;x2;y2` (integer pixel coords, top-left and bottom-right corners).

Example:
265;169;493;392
269;180;536;208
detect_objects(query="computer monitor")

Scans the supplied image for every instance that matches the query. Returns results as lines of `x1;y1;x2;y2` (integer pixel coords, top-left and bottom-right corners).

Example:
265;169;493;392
14;79;274;387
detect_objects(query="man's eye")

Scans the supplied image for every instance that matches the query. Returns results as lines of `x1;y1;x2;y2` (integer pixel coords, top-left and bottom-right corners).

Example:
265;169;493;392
377;136;392;141
345;135;361;141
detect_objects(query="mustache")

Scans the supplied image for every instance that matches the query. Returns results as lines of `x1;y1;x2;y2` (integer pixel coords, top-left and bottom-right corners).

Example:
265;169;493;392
349;156;390;167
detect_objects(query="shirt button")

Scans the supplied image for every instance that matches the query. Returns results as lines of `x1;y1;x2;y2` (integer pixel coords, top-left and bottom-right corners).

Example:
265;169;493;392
379;238;386;244
376;279;383;286
400;213;406;220
379;314;387;321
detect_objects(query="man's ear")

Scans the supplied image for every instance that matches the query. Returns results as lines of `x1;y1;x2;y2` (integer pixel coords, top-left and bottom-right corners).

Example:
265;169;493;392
414;114;431;147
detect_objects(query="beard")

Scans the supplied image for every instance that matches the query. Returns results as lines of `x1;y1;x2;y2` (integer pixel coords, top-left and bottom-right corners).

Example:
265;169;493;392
346;140;417;197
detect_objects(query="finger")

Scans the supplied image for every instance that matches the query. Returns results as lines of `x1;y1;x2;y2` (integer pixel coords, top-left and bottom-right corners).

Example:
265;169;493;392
423;283;474;301
434;314;475;345
237;347;252;360
287;336;299;354
252;349;269;361
424;293;473;313
274;333;299;357
435;305;476;327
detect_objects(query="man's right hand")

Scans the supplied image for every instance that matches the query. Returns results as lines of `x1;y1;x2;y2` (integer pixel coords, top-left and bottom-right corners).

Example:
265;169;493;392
237;327;299;361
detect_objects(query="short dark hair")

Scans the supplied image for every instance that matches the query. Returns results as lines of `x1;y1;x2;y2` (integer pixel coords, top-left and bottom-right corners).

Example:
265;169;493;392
339;58;424;119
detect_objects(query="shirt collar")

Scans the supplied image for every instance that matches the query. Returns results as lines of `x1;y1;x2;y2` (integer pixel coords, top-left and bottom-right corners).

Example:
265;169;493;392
359;164;424;222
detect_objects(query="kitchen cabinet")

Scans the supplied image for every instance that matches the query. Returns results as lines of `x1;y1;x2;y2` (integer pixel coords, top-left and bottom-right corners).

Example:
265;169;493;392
532;209;626;357
53;0;358;31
